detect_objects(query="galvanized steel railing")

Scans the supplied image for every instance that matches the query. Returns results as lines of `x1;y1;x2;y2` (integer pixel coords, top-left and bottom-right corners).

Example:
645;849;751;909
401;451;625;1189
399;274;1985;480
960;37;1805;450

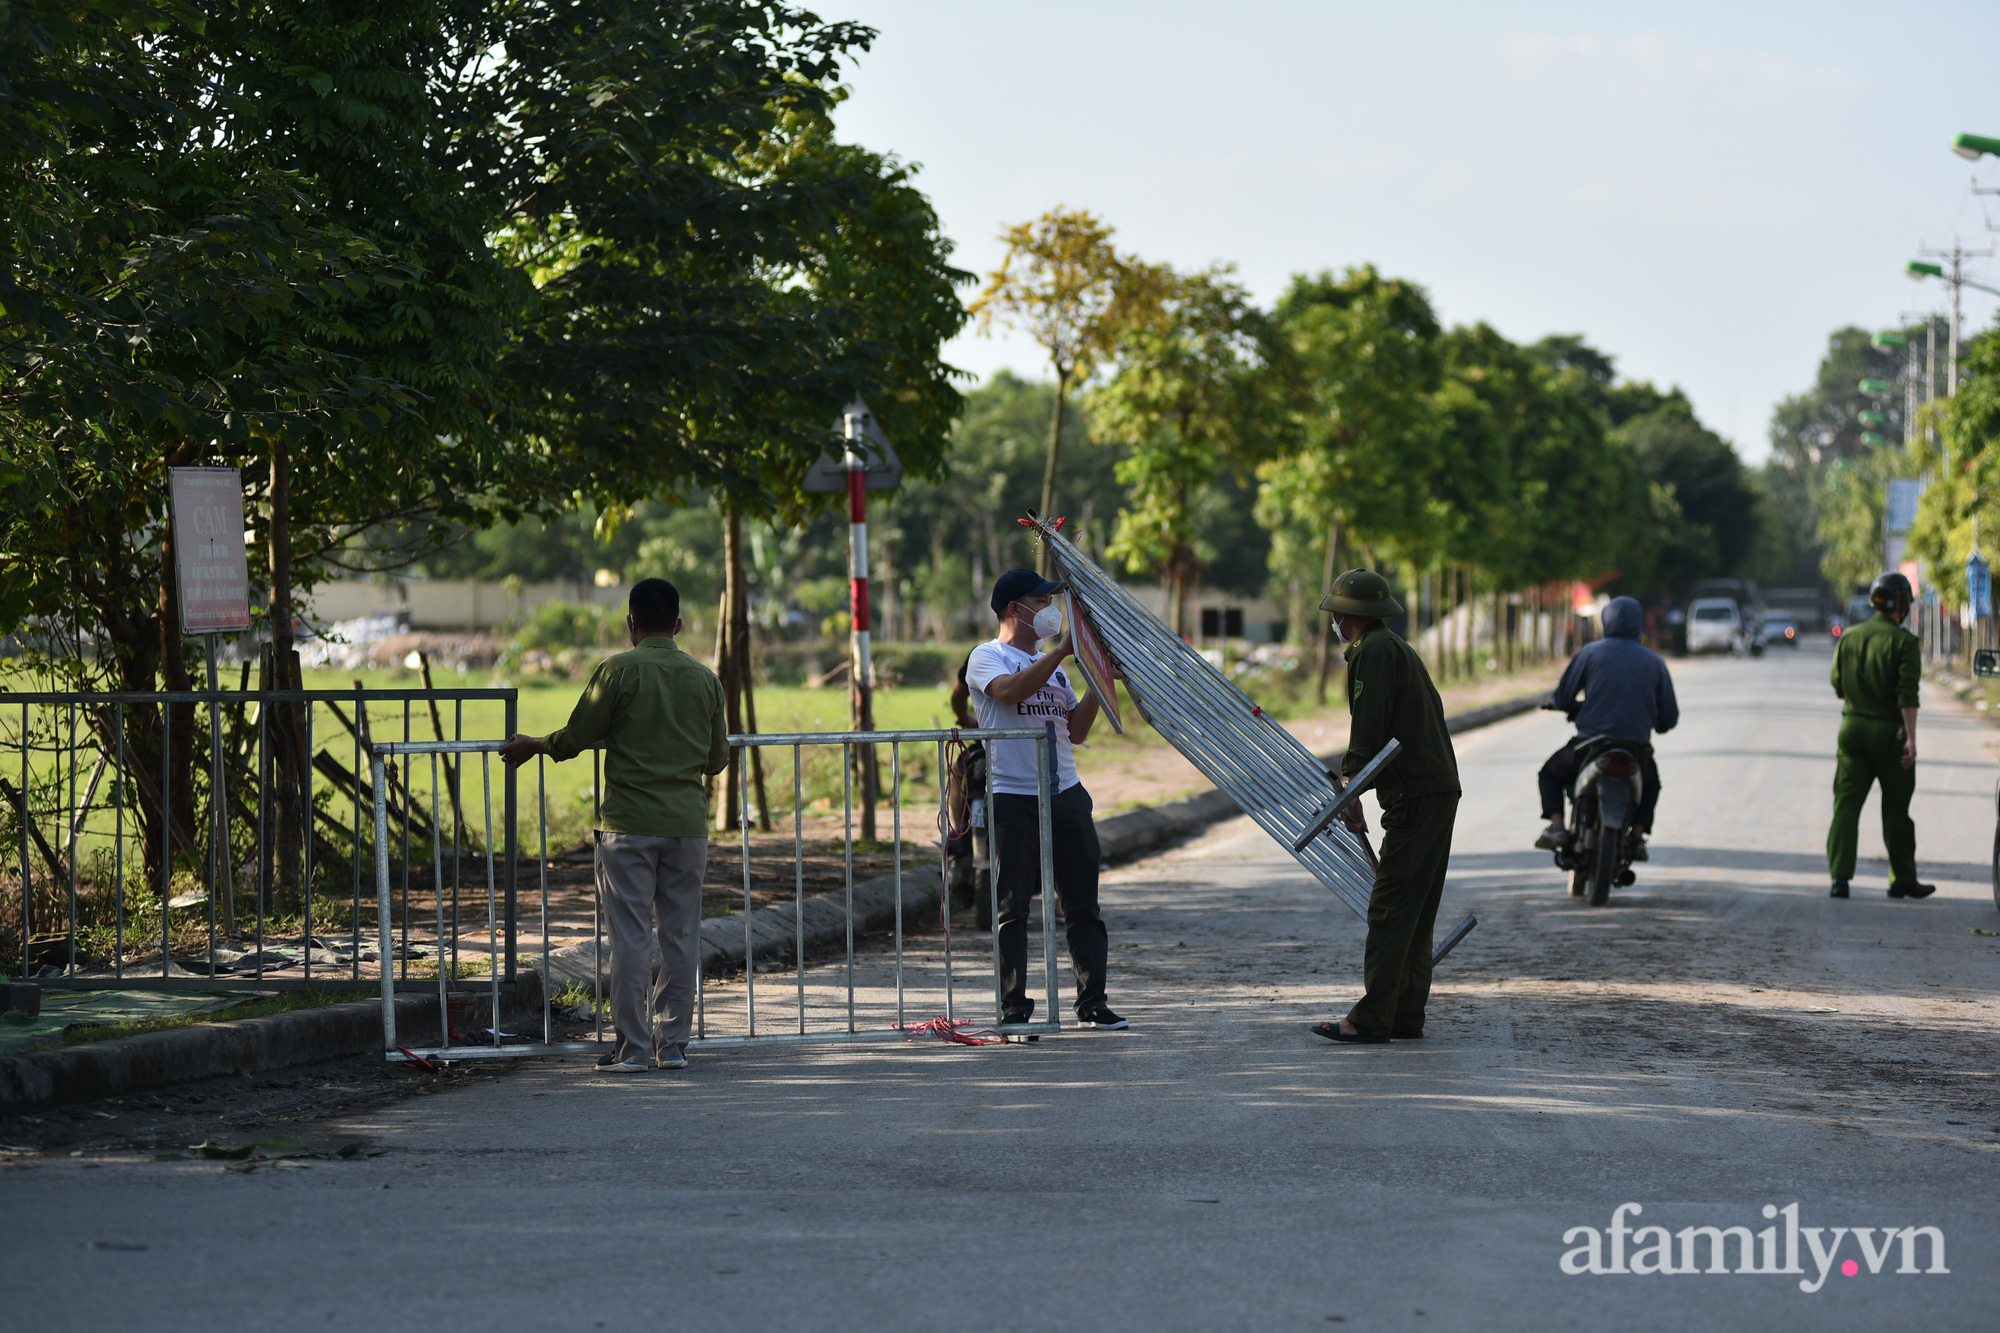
370;726;1063;1063
2;686;518;990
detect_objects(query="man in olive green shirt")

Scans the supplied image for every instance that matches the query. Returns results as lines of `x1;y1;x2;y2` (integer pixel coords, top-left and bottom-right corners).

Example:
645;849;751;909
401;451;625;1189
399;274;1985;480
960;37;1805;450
501;578;729;1070
1826;572;1932;900
1310;569;1462;1045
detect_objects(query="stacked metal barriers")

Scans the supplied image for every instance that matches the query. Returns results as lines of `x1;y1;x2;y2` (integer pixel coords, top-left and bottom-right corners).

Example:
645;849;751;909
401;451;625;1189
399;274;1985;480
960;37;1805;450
1027;514;1477;963
370;725;1066;1063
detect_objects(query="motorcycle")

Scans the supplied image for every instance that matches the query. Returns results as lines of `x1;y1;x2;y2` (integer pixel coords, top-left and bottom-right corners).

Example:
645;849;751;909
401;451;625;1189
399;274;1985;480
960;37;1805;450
1548;732;1646;906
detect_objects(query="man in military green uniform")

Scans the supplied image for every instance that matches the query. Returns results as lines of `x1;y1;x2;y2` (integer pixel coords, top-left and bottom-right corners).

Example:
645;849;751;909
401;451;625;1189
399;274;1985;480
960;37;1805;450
1311;569;1462;1045
1826;571;1933;900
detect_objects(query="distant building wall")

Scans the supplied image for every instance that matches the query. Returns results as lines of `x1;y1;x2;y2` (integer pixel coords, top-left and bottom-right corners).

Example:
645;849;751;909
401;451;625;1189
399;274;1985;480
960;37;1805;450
308;575;1282;639
306;578;624;631
1125;585;1287;643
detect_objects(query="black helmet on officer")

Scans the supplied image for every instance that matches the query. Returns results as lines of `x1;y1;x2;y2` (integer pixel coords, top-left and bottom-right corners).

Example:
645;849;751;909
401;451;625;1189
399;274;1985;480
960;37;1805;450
1868;571;1913;622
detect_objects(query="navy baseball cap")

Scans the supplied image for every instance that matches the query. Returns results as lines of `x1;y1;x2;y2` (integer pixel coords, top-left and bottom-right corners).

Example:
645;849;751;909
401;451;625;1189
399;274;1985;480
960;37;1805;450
990;568;1066;616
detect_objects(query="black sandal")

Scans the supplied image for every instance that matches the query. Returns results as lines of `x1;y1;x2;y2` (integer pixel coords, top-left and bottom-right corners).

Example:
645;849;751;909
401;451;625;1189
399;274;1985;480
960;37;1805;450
1311;1021;1390;1044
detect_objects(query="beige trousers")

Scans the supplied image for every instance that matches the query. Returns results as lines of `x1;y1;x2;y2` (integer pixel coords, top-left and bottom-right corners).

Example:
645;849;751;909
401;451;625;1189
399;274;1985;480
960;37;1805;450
595;832;706;1062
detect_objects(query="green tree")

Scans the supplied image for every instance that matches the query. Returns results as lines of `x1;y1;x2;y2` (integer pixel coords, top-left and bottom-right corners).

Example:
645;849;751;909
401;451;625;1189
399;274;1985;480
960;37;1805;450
1253;265;1443;655
0;1;964;882
1818;448;1900;595
1432;324;1636;590
472;1;905;520
1526;335;1774;602
883;370;1122;639
1906;323;2000;606
0;0;451;885
1616;401;1762;600
969;207;1164;572
1764;324;1921;589
1094;266;1290;634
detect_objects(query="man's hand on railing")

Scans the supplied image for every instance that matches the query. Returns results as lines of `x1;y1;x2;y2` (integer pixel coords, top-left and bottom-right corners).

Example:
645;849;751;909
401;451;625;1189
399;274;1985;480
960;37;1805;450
499;734;545;768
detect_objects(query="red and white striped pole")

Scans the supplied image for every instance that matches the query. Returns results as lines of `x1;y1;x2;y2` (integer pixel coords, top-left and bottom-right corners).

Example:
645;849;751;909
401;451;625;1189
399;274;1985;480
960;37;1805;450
844;409;872;698
844;410;879;835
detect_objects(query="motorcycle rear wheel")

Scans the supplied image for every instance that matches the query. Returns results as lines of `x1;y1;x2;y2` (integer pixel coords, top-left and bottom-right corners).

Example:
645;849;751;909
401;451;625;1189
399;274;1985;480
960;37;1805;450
1587;827;1619;906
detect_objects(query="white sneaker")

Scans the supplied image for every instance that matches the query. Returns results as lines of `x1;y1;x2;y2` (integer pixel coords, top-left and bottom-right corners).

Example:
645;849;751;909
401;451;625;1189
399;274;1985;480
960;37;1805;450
654;1053;689;1070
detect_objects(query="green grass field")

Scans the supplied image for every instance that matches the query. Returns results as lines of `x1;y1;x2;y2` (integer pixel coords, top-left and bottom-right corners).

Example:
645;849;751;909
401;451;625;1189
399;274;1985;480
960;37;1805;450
291;666;1153;851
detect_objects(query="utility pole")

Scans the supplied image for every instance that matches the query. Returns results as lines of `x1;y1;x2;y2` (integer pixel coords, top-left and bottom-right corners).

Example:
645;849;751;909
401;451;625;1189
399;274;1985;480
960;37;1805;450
1909;239;1998;397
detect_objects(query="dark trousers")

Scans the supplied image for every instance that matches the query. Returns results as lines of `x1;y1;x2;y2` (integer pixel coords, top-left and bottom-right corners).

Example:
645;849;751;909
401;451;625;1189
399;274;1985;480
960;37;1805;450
1826;716;1917;886
1348;792;1458;1038
991;784;1108;1016
1538;738;1661;831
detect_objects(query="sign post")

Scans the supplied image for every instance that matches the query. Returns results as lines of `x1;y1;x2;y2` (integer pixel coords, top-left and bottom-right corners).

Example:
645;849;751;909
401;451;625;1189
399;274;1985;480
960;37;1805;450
804;397;901;840
169;468;252;943
1968;549;1991;667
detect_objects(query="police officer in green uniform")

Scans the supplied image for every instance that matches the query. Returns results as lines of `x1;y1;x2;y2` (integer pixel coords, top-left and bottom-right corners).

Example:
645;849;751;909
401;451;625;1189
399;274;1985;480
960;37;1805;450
1826;571;1933;900
1310;569;1462;1045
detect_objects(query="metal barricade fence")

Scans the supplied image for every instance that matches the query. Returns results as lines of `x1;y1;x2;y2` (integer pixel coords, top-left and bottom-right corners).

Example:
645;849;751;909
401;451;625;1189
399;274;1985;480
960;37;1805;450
370;725;1064;1063
1;686;517;992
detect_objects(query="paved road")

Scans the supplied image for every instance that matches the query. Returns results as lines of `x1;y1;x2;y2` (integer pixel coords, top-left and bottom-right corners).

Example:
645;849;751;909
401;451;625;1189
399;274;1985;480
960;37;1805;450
6;643;1997;1331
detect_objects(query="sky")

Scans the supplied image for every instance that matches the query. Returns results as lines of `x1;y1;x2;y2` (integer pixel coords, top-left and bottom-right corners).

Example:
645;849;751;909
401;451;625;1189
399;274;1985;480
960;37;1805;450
828;1;2000;462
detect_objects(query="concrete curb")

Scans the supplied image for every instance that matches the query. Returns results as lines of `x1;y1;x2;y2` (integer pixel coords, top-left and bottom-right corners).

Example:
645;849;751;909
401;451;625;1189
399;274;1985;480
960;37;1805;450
1443;693;1545;736
0;692;1540;1111
1;993;428;1113
0;979;548;1113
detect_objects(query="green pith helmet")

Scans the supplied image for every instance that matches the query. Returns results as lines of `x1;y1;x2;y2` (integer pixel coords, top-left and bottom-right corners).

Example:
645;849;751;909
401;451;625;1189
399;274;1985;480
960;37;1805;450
1320;568;1404;618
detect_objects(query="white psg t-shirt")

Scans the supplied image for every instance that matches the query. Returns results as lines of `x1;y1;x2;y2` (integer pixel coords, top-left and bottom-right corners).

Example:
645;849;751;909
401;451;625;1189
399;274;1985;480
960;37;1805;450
964;639;1083;795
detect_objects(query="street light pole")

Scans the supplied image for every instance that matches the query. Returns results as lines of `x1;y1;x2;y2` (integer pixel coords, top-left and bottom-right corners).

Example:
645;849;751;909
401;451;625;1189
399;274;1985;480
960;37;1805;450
1904;245;1999;459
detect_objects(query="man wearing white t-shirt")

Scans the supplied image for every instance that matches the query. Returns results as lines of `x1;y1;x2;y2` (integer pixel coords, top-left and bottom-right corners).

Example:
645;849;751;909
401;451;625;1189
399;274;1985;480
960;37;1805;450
964;569;1127;1030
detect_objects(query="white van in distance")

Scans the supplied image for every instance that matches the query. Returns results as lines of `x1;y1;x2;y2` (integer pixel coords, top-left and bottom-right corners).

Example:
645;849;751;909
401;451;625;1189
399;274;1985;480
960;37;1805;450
1685;597;1745;654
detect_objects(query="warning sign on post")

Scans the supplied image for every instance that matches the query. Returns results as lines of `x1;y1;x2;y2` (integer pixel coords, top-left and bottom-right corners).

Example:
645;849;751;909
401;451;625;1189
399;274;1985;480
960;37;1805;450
169;468;252;634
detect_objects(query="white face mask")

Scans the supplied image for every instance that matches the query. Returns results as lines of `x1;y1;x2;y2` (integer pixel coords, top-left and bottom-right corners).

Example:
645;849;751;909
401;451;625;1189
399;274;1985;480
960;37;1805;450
1020;602;1063;639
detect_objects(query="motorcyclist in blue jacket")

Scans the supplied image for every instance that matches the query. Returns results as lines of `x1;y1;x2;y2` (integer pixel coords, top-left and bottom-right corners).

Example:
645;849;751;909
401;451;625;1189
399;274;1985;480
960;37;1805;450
1535;596;1680;856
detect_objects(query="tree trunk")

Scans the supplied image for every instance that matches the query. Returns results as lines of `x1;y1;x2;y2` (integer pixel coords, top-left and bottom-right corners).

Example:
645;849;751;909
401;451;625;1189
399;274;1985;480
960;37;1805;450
93;570;172;881
1314;518;1341;705
267;437;307;913
1036;370;1069;576
1420;569;1433;675
1444;571;1453;672
851;662;879;843
704;587;727;818
715;513;744;833
728;509;769;830
1485;587;1497;674
158;472;196;882
1461;570;1472;680
1476;584;1486;672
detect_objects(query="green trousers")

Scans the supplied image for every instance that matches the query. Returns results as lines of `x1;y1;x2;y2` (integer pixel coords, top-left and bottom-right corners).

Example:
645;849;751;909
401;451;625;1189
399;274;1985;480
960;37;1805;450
1825;715;1917;887
1348;791;1459;1038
